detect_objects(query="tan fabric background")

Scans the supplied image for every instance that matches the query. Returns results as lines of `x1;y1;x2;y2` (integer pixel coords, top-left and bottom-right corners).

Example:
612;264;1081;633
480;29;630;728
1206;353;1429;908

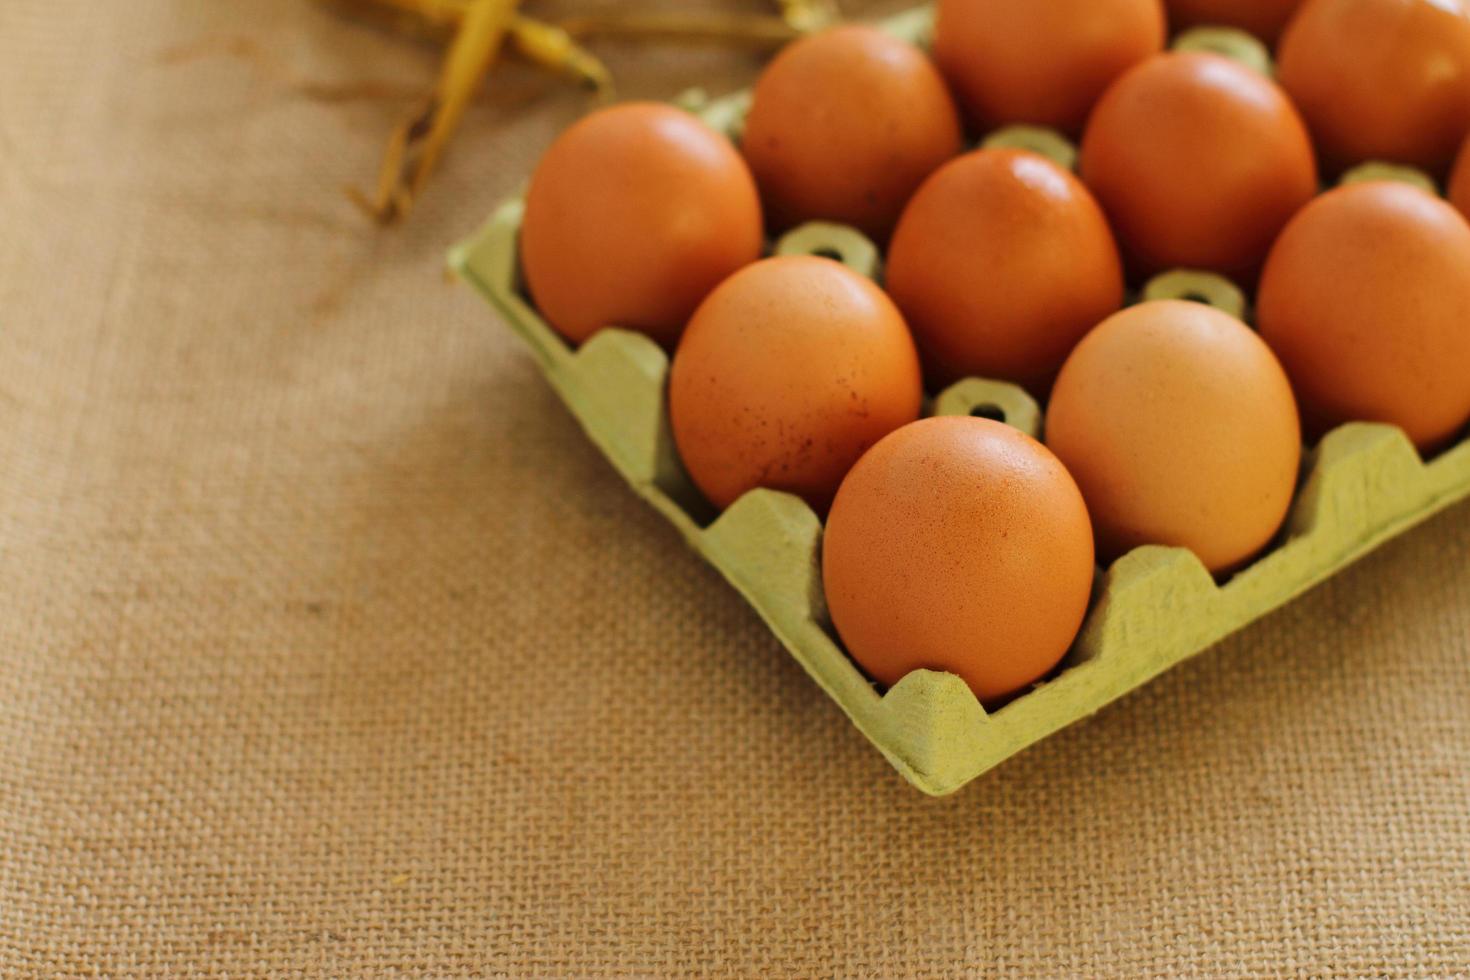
2;0;1468;975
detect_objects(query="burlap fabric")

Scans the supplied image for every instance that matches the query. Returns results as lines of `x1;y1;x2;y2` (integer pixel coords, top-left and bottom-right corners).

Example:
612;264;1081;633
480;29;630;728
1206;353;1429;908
2;0;1467;975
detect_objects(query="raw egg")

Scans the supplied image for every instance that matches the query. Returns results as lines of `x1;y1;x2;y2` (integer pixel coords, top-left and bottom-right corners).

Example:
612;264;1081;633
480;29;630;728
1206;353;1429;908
1277;0;1470;175
741;24;963;241
885;148;1124;393
1046;300;1302;573
932;0;1166;134
520;102;763;348
1257;180;1470;451
1165;0;1303;43
1080;52;1318;281
822;416;1095;703
669;256;922;514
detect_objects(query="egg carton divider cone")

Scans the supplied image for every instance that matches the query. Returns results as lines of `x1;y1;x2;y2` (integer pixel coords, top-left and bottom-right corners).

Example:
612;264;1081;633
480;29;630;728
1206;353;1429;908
449;4;1470;795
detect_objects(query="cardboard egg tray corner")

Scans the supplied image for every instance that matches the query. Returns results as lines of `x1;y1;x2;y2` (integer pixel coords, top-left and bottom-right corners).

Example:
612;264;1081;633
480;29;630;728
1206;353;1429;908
450;5;1470;795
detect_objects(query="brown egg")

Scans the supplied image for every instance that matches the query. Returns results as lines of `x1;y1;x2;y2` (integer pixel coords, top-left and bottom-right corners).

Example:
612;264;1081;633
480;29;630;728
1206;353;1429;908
1046;301;1302;573
1079;52;1318;281
1257;180;1470;451
822;416;1095;703
741;25;963;241
1277;0;1470;175
669;256;922;513
933;0;1166;134
1165;0;1303;43
885;148;1124;393
520;102;763;348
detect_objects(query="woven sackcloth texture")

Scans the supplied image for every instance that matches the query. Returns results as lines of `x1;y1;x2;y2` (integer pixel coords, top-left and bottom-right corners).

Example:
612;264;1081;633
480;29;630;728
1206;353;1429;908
2;0;1468;975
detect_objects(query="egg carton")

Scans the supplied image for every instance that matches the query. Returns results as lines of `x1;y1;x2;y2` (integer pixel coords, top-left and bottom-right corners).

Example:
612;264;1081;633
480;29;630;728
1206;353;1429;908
449;4;1470;795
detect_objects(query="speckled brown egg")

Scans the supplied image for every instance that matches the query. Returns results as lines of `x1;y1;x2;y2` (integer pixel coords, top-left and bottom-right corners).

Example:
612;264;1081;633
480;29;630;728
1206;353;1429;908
1277;0;1470;175
520;102;763;349
741;24;963;241
1256;180;1470;451
885;148;1125;393
1079;51;1318;282
1046;300;1302;573
822;416;1096;703
933;0;1166;135
669;256;922;514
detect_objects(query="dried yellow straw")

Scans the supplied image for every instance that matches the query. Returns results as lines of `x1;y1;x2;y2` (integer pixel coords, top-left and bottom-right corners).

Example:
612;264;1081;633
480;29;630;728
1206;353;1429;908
345;0;838;222
557;11;798;48
351;0;518;222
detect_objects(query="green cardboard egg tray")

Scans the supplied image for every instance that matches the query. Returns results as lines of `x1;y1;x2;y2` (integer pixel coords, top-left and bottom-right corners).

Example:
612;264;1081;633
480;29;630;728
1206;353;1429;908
451;5;1470;795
